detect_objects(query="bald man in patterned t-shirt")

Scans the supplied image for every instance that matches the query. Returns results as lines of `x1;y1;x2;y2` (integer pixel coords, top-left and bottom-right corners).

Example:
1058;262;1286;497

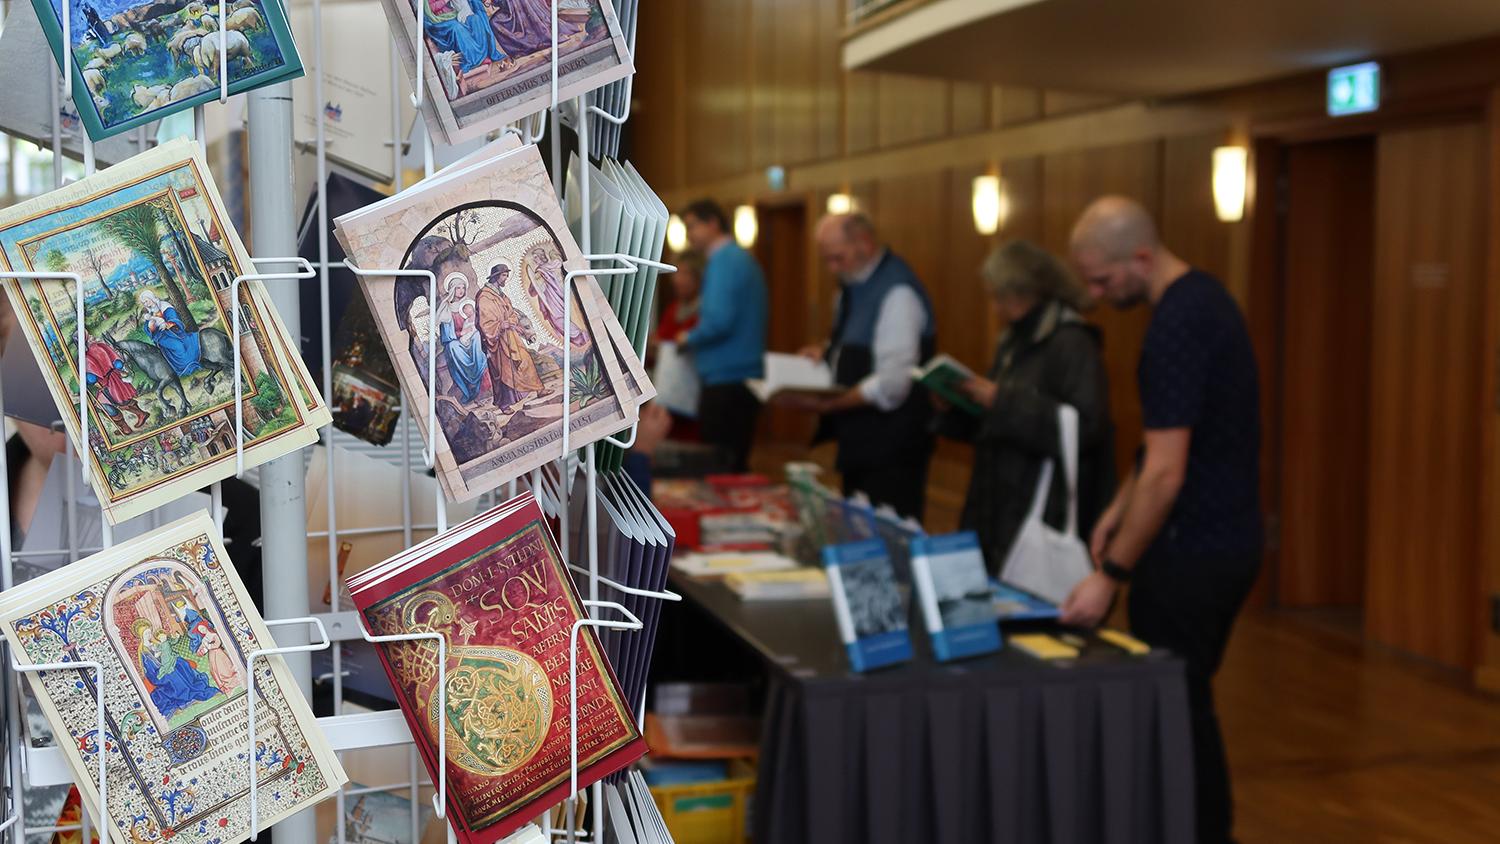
1064;196;1262;844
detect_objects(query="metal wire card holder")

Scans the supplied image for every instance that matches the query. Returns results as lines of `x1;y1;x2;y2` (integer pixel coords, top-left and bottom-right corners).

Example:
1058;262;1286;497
2;1;676;842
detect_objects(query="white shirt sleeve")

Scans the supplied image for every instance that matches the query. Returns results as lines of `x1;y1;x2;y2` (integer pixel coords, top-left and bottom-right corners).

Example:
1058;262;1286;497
857;285;925;412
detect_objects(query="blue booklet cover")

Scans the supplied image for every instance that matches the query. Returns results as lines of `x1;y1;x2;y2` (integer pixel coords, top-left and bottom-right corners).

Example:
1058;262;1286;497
990;579;1061;622
911;532;1002;661
822;539;912;672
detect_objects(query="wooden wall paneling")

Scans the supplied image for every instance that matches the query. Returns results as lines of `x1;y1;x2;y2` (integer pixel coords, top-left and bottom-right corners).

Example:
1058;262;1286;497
997;156;1044;244
814;0;844;161
629;0;683;189
1040;141;1162;482
951;82;991;135
783;101;1229;202
1277;138;1375;608
1245;139;1285;609
750;0;777;169
870;172;950;306
1479;90;1500;692
1160;132;1234;286
993;86;1043;127
876;73;952;149
684;0;752;185
844;72;882;156
1366;123;1485;671
939;165;1000;375
776;0;821;166
1044;90;1123;117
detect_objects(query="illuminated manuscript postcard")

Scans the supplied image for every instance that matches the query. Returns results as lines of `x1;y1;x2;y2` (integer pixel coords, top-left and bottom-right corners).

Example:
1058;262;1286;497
0;512;347;844
0;139;329;524
351;492;646;843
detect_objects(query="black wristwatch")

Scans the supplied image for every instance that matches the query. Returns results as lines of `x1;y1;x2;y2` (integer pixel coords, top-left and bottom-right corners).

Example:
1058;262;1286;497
1101;559;1133;584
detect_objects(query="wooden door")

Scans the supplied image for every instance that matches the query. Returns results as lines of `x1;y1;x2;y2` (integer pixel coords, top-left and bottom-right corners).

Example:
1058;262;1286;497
754;202;815;444
1277;138;1376;607
1366;122;1486;670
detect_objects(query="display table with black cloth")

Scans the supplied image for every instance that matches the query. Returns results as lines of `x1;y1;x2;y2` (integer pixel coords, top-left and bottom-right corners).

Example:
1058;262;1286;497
667;572;1197;844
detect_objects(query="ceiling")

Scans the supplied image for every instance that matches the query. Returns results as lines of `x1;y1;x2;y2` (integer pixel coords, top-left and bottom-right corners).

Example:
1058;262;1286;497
844;0;1500;97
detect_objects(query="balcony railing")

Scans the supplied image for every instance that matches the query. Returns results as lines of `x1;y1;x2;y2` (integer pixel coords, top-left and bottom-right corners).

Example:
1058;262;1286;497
847;0;922;28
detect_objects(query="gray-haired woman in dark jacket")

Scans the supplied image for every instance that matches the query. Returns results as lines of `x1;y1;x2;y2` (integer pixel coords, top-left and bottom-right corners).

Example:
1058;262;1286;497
937;240;1116;576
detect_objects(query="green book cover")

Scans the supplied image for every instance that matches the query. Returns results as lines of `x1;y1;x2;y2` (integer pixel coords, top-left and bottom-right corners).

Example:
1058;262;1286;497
913;353;983;415
34;0;304;141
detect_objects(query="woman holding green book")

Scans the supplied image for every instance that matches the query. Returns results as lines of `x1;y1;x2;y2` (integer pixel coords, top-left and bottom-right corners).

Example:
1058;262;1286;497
934;240;1115;576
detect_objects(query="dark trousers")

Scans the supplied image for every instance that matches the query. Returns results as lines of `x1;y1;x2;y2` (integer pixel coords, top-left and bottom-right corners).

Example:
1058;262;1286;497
1128;551;1260;844
698;382;760;473
839;445;931;522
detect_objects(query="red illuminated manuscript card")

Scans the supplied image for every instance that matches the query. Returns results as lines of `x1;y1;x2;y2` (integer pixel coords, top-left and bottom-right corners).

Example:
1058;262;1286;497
354;498;645;843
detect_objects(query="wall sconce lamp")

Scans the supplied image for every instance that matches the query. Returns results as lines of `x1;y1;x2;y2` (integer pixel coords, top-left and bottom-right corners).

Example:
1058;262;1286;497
971;175;1008;236
827;192;854;215
734;204;759;248
666;214;688;253
1213;146;1248;223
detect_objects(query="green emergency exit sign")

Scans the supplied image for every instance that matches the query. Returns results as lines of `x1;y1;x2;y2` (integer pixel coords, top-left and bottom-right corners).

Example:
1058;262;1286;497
1328;62;1380;116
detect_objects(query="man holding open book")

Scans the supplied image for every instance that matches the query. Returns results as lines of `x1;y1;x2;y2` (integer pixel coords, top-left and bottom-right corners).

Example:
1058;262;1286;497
791;213;937;520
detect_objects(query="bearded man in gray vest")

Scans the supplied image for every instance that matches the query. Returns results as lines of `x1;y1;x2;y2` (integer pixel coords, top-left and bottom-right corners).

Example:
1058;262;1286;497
793;213;937;520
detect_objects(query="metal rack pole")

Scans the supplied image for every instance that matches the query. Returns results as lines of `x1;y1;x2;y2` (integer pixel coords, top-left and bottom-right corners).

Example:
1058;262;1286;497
246;78;317;841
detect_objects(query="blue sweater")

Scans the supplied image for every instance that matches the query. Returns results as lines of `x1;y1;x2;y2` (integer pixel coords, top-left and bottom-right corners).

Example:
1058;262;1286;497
685;242;768;385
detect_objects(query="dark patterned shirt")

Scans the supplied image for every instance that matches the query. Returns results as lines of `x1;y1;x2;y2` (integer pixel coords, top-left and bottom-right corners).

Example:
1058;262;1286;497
1139;270;1262;559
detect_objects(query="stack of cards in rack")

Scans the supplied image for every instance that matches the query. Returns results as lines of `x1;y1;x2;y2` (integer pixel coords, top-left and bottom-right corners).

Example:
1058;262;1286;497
584;0;641;159
333;137;655;504
605;770;678;844
529;460;676;724
563;153;671;471
348;490;647;844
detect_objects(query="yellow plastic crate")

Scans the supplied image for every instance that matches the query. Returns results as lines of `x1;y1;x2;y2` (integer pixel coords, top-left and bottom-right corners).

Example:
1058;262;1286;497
648;758;756;844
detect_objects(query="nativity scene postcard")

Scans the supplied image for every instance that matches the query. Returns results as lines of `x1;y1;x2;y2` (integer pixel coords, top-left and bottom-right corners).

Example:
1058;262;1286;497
0;512;346;844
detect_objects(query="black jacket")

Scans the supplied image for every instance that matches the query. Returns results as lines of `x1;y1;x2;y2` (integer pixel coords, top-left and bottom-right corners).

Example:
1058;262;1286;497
937;300;1115;576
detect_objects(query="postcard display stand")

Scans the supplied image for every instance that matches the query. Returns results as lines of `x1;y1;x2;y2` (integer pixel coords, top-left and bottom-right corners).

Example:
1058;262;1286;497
0;1;677;842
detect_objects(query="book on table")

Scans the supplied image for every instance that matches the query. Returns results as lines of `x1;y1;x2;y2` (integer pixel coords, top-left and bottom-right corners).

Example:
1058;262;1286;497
348;490;646;844
912;353;984;414
822;538;913;672
724;567;830;601
910;531;1003;661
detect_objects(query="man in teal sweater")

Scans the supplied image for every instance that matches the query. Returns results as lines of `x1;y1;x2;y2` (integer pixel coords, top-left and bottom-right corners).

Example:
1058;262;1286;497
675;199;769;472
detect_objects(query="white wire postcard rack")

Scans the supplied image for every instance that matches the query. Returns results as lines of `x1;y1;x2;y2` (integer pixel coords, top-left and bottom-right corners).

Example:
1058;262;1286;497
3;0;676;841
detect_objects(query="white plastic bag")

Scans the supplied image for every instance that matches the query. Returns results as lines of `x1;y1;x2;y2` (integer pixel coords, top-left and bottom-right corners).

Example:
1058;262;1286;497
652;339;700;418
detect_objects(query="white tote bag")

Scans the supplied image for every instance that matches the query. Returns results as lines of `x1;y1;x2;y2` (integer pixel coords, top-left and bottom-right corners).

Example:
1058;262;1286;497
999;404;1096;606
652;340;701;418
